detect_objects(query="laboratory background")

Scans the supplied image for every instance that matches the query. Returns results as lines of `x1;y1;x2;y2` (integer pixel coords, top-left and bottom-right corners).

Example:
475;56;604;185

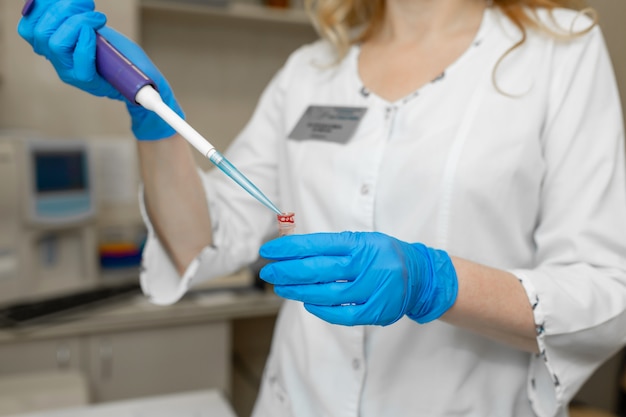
0;0;625;416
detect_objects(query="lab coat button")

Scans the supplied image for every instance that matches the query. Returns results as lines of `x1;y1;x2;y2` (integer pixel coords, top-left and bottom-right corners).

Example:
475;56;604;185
352;359;361;370
360;184;370;195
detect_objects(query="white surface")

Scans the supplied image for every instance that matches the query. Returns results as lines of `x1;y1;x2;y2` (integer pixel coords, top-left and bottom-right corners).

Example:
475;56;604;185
3;390;236;417
0;371;89;416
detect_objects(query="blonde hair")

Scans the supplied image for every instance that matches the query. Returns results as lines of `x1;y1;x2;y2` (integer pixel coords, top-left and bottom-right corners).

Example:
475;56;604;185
304;0;597;62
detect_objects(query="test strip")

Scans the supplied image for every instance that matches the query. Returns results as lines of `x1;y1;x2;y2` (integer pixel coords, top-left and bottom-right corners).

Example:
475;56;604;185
277;212;296;237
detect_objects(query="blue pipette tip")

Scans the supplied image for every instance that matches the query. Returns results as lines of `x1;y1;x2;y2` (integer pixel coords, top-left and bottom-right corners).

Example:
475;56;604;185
209;151;282;215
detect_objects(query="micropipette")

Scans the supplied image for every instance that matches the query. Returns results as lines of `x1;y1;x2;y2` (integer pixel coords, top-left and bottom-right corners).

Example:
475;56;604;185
133;85;282;216
21;0;282;216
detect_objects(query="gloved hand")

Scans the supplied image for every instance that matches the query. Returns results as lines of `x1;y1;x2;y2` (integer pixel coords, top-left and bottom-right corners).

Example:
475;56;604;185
17;0;184;140
259;231;458;326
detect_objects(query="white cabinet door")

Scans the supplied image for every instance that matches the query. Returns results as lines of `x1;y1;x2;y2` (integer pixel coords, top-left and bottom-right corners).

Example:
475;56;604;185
0;337;83;374
86;322;231;403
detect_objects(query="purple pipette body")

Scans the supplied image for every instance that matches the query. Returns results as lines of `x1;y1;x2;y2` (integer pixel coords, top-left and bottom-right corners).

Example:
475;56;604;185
22;0;156;104
94;34;158;104
21;0;34;16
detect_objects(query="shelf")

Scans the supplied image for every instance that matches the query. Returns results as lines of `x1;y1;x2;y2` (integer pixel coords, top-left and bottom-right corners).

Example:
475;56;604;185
141;0;312;26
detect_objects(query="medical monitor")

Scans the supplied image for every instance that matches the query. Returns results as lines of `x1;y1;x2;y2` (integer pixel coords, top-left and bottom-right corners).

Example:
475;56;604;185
23;138;95;225
34;150;87;193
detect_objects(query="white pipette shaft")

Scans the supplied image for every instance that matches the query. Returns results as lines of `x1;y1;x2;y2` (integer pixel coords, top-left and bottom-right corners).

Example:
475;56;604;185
136;86;217;159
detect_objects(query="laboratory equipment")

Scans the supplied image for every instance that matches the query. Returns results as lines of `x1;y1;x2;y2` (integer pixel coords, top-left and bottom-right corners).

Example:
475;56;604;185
0;132;98;305
88;136;146;275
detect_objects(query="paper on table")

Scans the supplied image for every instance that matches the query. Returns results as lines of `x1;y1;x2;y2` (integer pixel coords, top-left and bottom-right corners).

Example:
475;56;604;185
3;389;236;417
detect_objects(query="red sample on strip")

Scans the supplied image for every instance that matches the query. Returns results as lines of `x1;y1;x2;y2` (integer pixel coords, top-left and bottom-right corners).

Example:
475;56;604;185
277;212;296;236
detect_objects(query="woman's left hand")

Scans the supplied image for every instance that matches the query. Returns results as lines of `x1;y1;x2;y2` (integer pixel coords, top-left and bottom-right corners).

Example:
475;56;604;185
259;231;458;326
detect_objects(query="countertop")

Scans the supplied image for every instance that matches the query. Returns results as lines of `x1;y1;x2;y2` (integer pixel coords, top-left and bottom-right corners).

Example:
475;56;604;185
0;288;283;344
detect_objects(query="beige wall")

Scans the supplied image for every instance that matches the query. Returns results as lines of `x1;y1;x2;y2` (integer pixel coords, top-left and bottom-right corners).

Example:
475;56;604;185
139;8;317;168
588;0;626;128
0;0;139;138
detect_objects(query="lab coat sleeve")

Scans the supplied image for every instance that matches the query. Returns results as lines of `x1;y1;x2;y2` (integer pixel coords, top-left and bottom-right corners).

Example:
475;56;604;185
137;178;250;306
509;24;626;416
137;49;300;305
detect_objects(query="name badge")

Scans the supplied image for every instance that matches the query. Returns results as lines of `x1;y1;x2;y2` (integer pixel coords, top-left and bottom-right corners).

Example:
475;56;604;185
288;105;367;144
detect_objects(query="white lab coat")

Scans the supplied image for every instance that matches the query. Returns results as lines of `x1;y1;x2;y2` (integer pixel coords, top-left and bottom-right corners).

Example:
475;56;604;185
139;7;626;417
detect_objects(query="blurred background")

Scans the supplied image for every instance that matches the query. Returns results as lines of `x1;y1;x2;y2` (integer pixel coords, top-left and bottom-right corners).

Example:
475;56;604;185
0;1;624;417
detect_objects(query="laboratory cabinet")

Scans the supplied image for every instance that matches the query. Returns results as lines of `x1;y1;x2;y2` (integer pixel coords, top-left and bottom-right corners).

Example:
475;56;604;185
0;337;82;374
0;322;229;404
85;322;230;403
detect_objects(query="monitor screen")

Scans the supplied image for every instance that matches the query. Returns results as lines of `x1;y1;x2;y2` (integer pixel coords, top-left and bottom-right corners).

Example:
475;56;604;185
34;151;87;193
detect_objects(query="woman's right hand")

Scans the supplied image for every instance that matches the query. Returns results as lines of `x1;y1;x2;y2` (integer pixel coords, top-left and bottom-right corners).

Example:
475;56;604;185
17;0;184;140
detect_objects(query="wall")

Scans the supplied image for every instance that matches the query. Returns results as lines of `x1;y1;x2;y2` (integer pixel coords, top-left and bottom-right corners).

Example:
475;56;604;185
0;0;139;137
139;7;317;169
587;0;626;127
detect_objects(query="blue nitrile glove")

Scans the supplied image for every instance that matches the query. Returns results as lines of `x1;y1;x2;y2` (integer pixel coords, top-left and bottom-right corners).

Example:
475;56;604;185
259;232;458;326
17;0;184;140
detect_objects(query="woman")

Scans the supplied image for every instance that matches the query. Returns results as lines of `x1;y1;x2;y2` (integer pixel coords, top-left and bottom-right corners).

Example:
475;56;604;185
19;0;626;416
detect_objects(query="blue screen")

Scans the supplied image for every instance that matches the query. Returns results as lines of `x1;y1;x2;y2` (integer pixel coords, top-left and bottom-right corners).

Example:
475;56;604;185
34;151;87;193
